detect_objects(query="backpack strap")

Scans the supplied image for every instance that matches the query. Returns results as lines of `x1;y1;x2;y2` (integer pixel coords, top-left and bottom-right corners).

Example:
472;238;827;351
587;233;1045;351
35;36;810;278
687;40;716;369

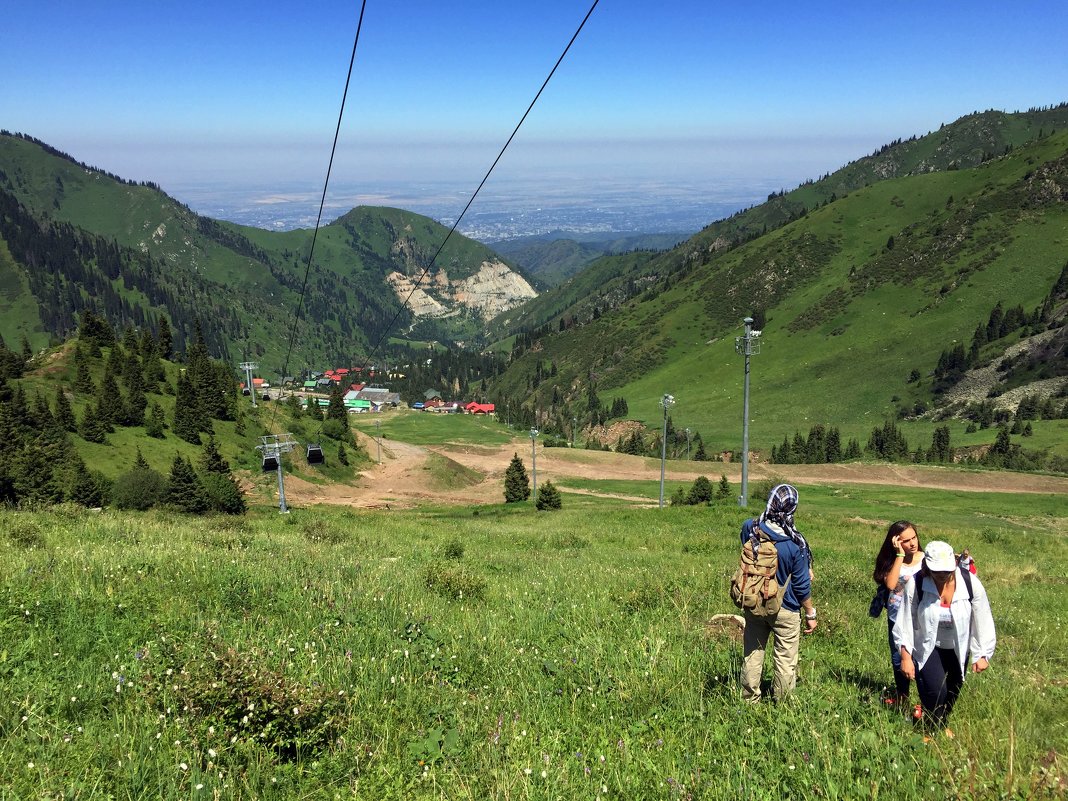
958;567;973;602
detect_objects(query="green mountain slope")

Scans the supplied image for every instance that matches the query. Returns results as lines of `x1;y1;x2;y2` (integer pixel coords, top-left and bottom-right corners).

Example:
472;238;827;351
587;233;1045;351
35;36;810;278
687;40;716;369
0;133;531;373
496;105;1068;345
489;122;1068;460
490;230;687;288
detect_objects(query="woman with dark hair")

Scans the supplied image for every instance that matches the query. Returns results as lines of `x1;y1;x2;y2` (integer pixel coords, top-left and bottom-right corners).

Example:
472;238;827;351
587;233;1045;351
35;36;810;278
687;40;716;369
873;520;924;708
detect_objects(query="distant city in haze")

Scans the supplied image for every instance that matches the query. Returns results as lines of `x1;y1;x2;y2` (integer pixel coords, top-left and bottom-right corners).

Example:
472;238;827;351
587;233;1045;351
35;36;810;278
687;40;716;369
168;175;786;243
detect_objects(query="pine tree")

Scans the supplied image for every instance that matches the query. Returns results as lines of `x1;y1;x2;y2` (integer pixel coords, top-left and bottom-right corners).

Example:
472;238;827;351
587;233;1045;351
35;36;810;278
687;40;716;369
692;437;708;461
715;474;732;501
145;401;166;438
74;347;95;394
54;386;76;431
173;372;203;444
165;453;208;513
503;452;531;503
337;442;349;465
157;314;173;361
199;434;230;474
535;481;562;511
134;448;150;471
79;404;108;444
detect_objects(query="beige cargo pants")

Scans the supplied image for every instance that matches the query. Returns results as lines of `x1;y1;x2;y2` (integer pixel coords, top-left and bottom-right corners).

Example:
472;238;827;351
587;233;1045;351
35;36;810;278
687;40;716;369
741;607;801;701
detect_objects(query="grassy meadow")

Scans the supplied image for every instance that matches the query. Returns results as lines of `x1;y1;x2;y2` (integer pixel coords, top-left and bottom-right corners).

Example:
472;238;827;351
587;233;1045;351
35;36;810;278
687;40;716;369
2;486;1066;800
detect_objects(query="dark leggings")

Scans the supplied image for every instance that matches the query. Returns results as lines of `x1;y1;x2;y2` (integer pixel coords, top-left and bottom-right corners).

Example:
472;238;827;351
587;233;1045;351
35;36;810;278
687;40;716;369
887;617;910;698
915;647;964;727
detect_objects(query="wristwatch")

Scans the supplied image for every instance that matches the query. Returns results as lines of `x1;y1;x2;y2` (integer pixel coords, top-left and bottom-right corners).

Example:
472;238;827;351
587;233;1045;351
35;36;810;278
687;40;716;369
805;610;817;620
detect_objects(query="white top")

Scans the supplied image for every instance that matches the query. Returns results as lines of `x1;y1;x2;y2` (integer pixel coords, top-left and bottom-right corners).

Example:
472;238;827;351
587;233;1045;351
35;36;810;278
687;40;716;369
893;569;997;673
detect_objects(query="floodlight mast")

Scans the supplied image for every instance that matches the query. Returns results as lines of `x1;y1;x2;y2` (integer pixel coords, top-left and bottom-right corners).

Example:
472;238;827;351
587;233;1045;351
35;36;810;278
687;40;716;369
734;317;761;507
659;393;675;509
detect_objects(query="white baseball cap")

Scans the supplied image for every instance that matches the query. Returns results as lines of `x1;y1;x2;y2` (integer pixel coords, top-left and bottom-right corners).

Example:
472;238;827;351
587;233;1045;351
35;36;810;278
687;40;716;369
924;540;956;572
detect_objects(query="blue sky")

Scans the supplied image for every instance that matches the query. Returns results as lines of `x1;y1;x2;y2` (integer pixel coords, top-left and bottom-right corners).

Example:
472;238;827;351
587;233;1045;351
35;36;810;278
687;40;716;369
4;1;1067;214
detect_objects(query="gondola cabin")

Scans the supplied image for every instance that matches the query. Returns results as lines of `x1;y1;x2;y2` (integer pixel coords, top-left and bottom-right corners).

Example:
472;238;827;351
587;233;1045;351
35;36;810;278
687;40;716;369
306;443;325;464
262;453;279;471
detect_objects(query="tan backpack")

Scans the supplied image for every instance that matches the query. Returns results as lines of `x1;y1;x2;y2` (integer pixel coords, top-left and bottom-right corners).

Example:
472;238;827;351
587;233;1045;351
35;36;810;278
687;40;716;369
730;525;789;617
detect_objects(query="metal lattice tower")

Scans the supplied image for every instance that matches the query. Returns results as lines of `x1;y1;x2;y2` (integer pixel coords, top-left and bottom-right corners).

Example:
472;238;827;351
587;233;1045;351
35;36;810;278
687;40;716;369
734;317;763;507
239;361;258;408
256;433;297;512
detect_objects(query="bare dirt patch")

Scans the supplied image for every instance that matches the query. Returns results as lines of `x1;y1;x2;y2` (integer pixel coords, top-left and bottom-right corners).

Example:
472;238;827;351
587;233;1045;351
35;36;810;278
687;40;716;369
271;434;1068;509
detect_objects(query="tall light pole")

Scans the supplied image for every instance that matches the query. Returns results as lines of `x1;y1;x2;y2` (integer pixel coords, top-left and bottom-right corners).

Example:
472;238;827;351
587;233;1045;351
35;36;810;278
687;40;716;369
530;427;539;505
571;416;578;448
734;317;762;507
659;393;675;508
375;419;382;464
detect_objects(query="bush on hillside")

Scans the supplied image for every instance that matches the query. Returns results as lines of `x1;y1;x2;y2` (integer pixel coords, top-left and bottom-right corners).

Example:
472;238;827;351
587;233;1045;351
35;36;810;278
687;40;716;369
111;468;167;511
201;472;247;515
535;481;562;511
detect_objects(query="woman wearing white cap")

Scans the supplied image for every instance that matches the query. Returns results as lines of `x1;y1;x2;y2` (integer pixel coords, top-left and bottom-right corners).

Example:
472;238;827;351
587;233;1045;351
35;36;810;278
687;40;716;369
893;540;996;735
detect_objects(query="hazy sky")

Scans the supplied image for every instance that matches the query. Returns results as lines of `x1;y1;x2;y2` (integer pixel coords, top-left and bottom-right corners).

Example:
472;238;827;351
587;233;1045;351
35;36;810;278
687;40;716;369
5;1;1067;209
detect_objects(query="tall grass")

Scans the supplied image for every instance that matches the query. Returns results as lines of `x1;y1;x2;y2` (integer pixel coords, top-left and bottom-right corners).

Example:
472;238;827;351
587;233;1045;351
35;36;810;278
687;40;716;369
1;499;1065;799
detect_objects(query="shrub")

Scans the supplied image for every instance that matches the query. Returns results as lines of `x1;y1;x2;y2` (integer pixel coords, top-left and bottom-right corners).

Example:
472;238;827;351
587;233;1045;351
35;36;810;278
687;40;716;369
142;630;343;760
201;472;247;515
443;539;465;560
686;476;713;505
424;561;487;602
6;520;45;549
111;468;167;511
535;481;563;510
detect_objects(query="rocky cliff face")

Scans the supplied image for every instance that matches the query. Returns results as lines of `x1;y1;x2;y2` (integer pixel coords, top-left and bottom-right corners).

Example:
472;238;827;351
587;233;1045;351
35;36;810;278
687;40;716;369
386;260;536;321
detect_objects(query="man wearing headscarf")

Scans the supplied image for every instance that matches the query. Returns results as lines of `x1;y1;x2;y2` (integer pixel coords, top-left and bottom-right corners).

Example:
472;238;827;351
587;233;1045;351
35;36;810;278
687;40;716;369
739;483;817;701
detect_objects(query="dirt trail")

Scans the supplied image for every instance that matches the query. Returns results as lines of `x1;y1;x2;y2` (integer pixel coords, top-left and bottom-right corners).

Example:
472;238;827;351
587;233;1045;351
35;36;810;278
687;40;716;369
276;434;1068;509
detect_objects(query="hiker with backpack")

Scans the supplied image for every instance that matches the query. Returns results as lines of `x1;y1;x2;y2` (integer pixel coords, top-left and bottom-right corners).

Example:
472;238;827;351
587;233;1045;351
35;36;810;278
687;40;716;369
893;540;996;736
733;484;816;702
871;520;925;709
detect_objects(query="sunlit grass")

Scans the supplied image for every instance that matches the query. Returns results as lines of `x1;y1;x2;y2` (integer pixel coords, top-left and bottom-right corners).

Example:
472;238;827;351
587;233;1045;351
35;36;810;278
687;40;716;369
1;497;1065;799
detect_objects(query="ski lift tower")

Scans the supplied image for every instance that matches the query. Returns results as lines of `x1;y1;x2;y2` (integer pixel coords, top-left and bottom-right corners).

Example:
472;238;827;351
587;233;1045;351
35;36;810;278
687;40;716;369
257;433;297;513
239;361;258;408
734;317;762;507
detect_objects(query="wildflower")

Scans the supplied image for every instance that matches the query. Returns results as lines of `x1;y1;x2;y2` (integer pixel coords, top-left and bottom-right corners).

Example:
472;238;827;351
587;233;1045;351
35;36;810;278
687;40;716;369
524;768;532;776
180;762;189;771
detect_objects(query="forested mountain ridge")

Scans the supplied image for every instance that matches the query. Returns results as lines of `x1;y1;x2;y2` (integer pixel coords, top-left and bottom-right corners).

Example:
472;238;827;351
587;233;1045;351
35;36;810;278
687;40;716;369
487;110;1068;461
0;132;533;372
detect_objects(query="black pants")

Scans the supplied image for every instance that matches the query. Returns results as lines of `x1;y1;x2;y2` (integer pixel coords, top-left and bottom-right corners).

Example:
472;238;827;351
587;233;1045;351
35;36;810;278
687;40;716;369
915;647;964;727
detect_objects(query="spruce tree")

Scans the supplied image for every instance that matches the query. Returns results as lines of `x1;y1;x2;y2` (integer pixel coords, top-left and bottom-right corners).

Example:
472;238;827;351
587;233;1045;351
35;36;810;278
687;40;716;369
535;481;562;511
79;404;108;444
145;401;167;438
74;347;95;394
54;386;77;432
173;372;203;444
716;474;732;501
165;453;208;513
337;442;349;465
199;434;230;474
503;452;531;503
157;314;173;361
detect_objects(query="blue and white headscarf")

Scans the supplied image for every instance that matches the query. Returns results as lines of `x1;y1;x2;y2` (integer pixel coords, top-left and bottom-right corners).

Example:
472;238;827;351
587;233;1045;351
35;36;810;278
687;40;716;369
752;483;812;563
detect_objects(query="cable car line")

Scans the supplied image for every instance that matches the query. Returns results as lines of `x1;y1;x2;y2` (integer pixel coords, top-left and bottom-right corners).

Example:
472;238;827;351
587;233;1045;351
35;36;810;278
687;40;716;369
362;0;601;369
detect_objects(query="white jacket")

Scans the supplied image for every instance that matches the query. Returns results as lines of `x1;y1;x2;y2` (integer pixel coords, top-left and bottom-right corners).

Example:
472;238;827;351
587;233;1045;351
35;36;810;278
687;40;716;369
893;569;996;674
